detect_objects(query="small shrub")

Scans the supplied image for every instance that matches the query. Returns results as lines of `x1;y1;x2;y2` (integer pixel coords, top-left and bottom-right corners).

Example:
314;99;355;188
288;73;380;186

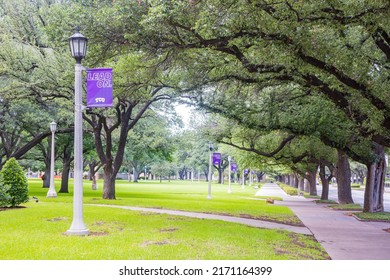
0;176;11;207
0;158;29;207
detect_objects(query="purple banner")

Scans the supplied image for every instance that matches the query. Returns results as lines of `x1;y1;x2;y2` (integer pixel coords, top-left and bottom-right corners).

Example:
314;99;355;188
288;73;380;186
244;169;249;175
86;68;113;108
231;163;237;172
212;153;221;165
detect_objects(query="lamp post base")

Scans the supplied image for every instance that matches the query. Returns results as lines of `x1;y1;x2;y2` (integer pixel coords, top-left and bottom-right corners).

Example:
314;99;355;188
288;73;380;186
46;189;57;198
65;228;90;236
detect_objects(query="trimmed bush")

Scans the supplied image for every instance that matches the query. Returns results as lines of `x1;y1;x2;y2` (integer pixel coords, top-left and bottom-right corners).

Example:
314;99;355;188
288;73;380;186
0;176;11;207
0;158;29;207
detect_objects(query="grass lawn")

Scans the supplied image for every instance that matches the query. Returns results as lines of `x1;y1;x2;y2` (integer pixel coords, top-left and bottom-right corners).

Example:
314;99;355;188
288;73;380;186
29;179;301;226
0;179;329;260
354;212;390;222
328;204;363;211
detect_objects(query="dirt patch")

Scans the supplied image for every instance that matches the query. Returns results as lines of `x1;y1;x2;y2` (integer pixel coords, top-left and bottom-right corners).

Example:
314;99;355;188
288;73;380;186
288;233;307;248
167;217;190;221
239;213;254;219
383;228;390;233
159;228;179;233
274;248;290;255
139;212;161;216
141;240;172;247
0;206;26;211
46;217;67;222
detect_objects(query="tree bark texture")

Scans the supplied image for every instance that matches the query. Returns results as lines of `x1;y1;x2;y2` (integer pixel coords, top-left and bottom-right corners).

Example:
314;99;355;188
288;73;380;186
298;177;304;194
364;144;386;212
336;149;354;204
103;160;116;199
319;163;329;200
306;170;317;196
59;144;72;193
59;161;70;193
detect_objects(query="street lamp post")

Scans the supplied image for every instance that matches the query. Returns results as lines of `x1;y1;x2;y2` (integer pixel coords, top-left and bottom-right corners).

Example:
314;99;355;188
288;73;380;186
66;28;89;236
47;121;57;198
207;142;213;199
228;156;232;194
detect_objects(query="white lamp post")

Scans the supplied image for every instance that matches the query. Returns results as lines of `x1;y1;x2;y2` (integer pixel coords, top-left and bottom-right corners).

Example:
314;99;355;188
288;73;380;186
66;28;89;236
228;156;232;194
46;121;57;198
207;142;213;199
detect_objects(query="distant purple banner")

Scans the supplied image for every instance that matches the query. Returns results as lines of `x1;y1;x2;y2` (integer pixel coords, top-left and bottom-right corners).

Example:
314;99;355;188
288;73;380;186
244;169;249;174
231;163;237;172
86;68;113;108
212;153;221;165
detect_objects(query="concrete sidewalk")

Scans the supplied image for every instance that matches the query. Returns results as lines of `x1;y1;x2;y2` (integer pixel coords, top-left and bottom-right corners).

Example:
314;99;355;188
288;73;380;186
256;183;390;260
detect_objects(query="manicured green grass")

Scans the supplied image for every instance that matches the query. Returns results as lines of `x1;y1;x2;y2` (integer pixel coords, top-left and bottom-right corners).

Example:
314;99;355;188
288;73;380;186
278;183;298;196
315;200;338;204
329;204;363;211
0;201;329;260
28;179;301;226
0;179;331;260
354;212;390;221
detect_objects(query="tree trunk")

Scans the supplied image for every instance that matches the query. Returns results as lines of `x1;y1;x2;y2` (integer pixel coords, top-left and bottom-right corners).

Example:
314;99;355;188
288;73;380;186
364;144;386;212
59;144;72;193
304;178;309;193
103;161;116;199
293;173;299;188
256;172;264;182
133;168;139;182
319;163;329;200
306;170;317;196
59;162;70;193
336;149;354;204
92;174;98;190
298;177;304;195
218;168;223;184
286;175;291;186
42;166;50;188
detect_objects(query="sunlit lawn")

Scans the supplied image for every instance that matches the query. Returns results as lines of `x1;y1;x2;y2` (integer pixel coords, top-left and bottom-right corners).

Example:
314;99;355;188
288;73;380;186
0;179;330;260
30;179;301;225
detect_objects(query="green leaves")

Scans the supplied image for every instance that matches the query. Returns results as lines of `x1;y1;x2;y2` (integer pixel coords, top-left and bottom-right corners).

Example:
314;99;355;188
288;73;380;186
0;158;29;207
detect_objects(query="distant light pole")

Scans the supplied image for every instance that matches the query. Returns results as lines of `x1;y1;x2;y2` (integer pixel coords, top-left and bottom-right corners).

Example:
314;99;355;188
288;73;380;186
46;121;57;198
66;28;89;236
207;142;213;199
145;166;147;180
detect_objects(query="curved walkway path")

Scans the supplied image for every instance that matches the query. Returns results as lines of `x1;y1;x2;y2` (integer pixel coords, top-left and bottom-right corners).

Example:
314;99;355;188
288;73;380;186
256;183;390;260
88;182;390;259
88;203;311;235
